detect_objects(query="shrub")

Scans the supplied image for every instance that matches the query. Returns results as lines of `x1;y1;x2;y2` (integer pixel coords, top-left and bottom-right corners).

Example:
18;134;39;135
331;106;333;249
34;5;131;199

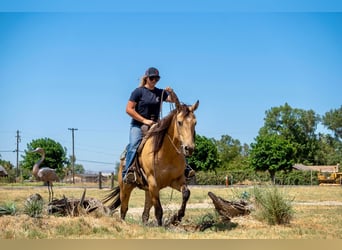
194;170;272;185
0;202;17;216
252;185;294;225
24;199;44;218
274;170;319;185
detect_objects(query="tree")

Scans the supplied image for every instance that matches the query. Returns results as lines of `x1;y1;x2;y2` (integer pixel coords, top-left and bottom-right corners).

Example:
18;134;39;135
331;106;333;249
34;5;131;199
316;133;342;165
322;105;342;141
249;133;295;182
21;138;68;179
261;103;320;164
0;159;13;173
0;159;16;181
187;134;220;172
214;134;249;170
249;103;320;180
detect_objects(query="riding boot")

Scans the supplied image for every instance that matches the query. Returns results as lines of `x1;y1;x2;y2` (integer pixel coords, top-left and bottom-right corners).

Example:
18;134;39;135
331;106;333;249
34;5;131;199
123;170;135;184
123;161;136;184
184;164;195;178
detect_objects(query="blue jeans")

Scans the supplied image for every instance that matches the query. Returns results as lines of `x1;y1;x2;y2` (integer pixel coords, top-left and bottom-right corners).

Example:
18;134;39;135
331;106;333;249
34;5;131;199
122;124;143;178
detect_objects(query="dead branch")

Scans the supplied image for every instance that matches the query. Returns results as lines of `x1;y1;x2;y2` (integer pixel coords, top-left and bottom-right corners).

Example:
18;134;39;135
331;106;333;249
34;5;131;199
48;189;110;216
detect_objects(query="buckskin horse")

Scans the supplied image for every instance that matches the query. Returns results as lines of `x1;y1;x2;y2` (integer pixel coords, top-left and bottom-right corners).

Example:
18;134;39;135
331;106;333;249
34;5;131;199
103;91;199;226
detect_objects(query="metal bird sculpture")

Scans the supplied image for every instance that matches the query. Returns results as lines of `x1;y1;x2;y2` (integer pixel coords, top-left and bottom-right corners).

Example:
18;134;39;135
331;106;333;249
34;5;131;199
31;147;59;202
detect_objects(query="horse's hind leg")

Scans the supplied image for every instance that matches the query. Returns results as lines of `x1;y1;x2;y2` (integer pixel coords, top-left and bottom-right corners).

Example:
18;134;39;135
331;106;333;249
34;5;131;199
120;185;135;220
142;190;153;224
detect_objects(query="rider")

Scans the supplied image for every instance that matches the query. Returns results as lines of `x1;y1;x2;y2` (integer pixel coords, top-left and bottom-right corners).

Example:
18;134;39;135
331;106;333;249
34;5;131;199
122;67;195;184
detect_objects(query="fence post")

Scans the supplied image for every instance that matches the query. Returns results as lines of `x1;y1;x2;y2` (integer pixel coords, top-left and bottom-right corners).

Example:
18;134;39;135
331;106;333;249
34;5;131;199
99;171;102;189
111;172;114;189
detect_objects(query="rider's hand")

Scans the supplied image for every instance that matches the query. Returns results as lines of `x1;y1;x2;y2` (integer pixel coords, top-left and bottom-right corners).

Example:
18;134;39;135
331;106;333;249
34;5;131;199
165;86;173;93
142;119;155;126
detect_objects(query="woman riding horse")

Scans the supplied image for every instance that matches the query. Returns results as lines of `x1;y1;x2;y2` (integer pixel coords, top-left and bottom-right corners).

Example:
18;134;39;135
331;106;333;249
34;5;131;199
104;74;199;226
122;67;194;184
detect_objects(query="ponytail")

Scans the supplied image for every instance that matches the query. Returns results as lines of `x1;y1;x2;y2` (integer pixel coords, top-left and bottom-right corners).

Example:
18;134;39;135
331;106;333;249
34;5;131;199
139;75;148;87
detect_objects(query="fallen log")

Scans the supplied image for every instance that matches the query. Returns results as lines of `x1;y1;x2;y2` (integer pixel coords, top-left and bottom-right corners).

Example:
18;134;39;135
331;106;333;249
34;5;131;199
208;191;251;222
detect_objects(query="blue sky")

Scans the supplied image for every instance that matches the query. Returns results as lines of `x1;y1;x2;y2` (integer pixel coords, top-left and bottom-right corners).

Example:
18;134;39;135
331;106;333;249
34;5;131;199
1;1;341;173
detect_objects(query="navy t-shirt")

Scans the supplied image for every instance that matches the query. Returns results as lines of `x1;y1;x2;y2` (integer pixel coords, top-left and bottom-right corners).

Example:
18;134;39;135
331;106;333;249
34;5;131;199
129;87;169;126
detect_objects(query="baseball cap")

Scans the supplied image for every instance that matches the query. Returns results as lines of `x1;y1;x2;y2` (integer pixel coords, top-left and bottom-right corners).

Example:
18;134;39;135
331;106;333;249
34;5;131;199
145;67;160;77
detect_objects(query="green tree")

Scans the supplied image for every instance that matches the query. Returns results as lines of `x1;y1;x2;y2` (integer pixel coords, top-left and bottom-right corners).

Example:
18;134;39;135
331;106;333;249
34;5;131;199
0;159;13;174
21;138;68;179
249;133;296;182
322;105;342;141
214;134;249;170
316;133;342;165
187;134;220;172
262;103;320;164
0;159;16;181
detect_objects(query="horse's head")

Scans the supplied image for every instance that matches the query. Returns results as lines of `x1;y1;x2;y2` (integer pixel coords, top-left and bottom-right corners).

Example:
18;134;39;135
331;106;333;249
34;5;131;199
175;100;199;156
148;91;199;157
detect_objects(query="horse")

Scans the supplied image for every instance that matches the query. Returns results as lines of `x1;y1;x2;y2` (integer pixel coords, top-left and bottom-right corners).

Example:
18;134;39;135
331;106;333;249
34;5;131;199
104;91;199;226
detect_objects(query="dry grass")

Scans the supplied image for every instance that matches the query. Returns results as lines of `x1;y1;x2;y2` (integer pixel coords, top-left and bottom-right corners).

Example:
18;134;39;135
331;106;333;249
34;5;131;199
0;184;341;239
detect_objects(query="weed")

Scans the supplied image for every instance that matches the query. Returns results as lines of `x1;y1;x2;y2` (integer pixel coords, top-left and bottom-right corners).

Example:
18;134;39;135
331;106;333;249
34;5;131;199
195;212;238;232
252;185;294;225
24;199;44;218
0;202;17;216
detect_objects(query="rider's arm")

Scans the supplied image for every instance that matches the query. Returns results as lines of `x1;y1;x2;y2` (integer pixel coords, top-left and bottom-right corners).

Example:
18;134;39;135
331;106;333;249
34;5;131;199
126;101;155;126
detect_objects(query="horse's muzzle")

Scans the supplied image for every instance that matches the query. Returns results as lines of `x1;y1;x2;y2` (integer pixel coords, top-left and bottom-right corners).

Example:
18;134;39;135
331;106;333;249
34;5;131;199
182;145;194;156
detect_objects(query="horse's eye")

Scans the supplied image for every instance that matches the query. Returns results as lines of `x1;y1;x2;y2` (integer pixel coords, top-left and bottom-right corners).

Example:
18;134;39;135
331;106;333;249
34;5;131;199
178;121;183;126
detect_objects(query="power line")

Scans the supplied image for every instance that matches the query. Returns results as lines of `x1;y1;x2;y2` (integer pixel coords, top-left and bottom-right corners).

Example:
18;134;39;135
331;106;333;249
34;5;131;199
77;159;114;165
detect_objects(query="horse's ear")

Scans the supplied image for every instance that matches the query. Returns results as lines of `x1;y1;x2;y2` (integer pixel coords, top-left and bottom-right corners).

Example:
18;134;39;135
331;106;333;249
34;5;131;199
189;100;199;112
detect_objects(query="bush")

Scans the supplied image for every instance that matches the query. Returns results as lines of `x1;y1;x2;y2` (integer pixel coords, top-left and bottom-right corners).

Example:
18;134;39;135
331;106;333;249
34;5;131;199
195;171;225;185
194;170;272;185
252;185;294;225
24;199;44;218
0;202;17;216
274;170;319;185
193;169;318;186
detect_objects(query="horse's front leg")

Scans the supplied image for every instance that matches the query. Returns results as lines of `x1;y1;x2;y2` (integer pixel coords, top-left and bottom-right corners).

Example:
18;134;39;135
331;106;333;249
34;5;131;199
148;177;163;226
171;184;190;225
154;197;163;226
142;190;153;224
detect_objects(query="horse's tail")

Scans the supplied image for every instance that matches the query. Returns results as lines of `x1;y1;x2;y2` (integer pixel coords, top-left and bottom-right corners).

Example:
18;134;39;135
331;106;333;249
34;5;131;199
102;186;121;210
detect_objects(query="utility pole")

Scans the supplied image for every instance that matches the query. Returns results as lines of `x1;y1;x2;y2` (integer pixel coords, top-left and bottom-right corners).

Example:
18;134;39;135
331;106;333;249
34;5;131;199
68;128;78;184
15;130;21;181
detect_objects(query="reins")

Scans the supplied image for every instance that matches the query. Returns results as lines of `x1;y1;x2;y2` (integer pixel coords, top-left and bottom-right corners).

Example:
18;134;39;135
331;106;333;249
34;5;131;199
159;89;175;120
